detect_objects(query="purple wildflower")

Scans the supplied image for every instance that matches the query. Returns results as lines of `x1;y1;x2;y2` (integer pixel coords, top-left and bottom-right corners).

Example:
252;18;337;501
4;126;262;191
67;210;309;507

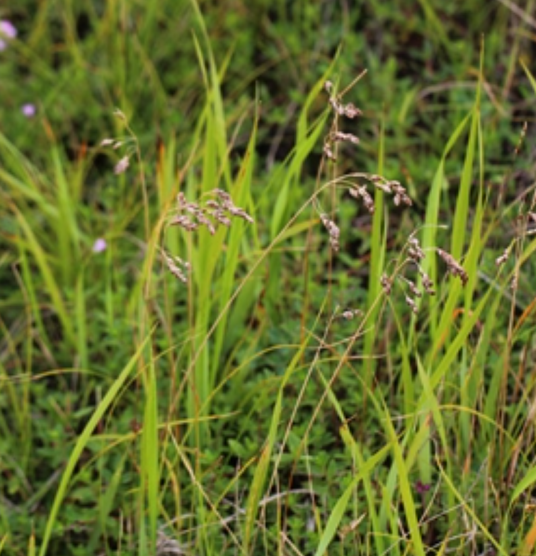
0;20;17;39
0;20;16;51
415;480;431;494
21;104;36;118
92;238;107;253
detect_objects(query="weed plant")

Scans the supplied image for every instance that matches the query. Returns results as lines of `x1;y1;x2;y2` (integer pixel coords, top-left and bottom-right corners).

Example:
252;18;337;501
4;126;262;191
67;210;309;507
2;1;536;556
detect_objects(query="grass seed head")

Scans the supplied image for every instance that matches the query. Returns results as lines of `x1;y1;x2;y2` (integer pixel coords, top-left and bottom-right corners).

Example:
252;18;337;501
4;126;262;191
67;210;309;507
114;156;129;175
323;143;336;161
407;237;425;262
332;131;360;144
349;186;374;213
226;205;255;224
328;97;362;119
210;209;232;227
405;295;419;314
342;102;362;119
320;214;340;251
407;280;422;298
165;188;254;279
390;181;412;206
381;273;392;295
163;251;189;283
495;248;509;266
170;215;198;231
419;270;436;295
436;248;468;285
511;272;518;291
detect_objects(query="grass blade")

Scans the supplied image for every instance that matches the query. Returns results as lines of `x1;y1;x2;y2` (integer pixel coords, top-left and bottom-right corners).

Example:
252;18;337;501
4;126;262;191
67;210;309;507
38;331;153;556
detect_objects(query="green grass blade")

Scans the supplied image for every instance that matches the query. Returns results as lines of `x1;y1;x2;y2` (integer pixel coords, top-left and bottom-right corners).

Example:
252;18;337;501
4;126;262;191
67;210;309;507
318;369;387;555
438;457;509;556
363;116;386;383
420;112;471;334
381;399;426;556
74;270;88;369
141;360;159;554
12;206;75;346
521;60;536;93
210;105;258;379
242;334;314;553
313;443;391;556
38;331;153;556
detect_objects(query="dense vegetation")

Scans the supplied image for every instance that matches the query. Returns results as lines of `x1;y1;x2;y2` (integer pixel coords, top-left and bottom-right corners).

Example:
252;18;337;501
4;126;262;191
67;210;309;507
2;1;536;555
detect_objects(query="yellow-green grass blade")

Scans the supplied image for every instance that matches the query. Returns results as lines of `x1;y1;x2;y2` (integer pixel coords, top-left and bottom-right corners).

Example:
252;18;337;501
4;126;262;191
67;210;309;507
458;113;485;456
0;534;8;555
269;57;337;240
190;0;231;189
340;424;387;555
462;111;485;318
51;146;81;287
87;453;127;552
265;109;329;316
0;167;55;217
269;109;331;239
313;443;391;556
415;0;449;48
242;330;315;553
438;457;509;556
434;48;482;355
140;360;159;554
415;354;455;514
210;105;259;381
420;112;471;336
28;532;35;556
12;206;75;346
318;368;387;556
38;331;153;556
381;399;425;556
389;299;415;432
74;271;88;370
188;25;237;441
510;467;536;509
426;282;495;393
0;323;23;429
521;60;536;94
363;117;387;384
0;132;55;211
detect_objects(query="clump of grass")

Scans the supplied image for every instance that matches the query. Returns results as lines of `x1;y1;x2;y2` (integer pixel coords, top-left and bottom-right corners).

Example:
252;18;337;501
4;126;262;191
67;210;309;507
3;3;536;556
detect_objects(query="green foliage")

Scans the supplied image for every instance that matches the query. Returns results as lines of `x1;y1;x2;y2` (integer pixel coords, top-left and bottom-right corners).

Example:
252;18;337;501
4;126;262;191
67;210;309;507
2;1;536;555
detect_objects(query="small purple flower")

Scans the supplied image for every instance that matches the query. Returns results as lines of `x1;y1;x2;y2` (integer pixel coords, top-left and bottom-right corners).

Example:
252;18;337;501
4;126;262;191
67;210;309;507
0;20;17;52
415;480;431;494
0;20;17;39
21;103;36;118
92;238;107;253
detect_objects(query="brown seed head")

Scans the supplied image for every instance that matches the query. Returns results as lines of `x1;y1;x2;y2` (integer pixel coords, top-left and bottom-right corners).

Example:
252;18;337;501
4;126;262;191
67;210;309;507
495;249;509;266
405;295;419;315
407;280;422;298
381;273;392;295
419;271;436;295
436;248;468;285
332;131;360;145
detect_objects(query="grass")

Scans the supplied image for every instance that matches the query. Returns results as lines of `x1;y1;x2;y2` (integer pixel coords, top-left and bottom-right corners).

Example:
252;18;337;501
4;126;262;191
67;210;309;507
2;1;536;555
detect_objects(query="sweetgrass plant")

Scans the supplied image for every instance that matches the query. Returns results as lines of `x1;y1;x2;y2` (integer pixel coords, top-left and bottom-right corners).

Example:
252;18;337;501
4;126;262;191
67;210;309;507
3;3;536;556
